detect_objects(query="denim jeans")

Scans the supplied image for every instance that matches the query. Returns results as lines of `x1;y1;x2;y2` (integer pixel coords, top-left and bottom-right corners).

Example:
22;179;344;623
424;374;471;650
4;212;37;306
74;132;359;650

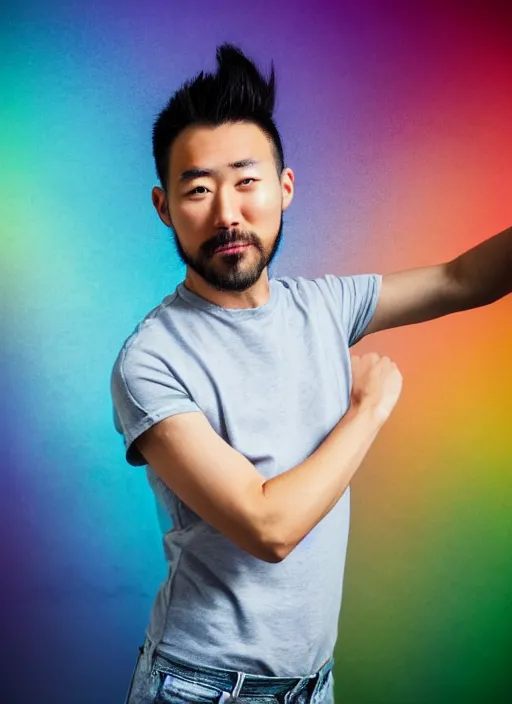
125;637;335;703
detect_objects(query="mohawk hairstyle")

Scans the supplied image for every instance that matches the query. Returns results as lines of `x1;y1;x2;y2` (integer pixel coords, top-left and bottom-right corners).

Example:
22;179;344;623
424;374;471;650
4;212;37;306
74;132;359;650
152;43;285;191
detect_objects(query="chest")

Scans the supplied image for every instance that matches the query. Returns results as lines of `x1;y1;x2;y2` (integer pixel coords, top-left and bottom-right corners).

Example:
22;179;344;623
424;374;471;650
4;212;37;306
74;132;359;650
175;310;352;477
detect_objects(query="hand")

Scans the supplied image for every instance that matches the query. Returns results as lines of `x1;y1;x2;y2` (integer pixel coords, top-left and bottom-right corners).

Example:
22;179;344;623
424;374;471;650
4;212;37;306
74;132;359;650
350;352;403;422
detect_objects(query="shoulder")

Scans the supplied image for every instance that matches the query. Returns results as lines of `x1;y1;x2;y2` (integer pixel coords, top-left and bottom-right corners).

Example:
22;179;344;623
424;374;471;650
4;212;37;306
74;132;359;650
272;274;346;306
111;291;183;380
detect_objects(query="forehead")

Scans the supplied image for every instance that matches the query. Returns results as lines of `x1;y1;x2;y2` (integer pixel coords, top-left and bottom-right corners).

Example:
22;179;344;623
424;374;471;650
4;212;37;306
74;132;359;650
169;122;274;179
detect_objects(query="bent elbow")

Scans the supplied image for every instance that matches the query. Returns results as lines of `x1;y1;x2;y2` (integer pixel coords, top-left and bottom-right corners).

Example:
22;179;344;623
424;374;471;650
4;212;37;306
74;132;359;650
250;537;285;563
258;534;292;563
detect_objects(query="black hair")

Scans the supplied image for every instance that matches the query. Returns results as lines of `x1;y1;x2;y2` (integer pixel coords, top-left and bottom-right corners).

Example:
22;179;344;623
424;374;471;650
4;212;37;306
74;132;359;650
152;43;285;191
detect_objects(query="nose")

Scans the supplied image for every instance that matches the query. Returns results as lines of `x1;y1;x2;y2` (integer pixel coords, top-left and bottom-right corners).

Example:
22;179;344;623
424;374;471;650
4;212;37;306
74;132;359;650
212;185;240;231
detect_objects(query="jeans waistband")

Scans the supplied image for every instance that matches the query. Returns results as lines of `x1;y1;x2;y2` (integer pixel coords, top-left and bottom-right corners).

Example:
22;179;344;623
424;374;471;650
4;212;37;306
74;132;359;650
151;645;334;698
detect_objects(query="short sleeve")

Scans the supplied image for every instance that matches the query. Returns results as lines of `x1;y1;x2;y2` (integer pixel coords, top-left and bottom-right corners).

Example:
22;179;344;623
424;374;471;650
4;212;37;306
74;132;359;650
110;345;201;466
320;273;382;347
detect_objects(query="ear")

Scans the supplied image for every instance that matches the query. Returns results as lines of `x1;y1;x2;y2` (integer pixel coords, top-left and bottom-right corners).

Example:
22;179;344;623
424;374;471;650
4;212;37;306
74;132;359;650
281;168;295;212
152;186;173;228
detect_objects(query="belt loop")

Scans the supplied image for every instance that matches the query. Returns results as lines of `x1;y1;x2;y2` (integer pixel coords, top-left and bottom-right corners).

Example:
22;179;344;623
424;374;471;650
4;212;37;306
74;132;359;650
231;672;246;699
218;671;246;703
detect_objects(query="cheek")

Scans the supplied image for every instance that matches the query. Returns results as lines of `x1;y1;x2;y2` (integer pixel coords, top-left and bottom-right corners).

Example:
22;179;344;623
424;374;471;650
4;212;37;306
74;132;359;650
245;189;281;222
175;203;209;228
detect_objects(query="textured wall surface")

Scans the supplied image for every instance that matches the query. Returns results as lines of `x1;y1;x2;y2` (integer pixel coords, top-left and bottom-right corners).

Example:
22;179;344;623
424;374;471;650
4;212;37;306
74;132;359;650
2;1;511;702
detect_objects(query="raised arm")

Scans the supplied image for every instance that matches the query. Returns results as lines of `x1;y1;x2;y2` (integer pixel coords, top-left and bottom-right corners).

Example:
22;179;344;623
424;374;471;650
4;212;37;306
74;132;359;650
361;225;512;339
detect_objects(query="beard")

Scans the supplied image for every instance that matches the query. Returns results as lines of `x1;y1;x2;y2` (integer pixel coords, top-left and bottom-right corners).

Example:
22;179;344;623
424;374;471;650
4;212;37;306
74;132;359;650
171;212;284;292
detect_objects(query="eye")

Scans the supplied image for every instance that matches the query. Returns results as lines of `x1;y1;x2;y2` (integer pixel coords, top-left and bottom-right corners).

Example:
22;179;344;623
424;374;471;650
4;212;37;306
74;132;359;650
239;178;256;186
187;185;209;196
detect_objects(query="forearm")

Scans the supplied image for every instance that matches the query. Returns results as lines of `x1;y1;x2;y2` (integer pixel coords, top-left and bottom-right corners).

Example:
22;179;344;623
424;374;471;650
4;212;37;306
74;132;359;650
451;225;512;306
261;403;386;560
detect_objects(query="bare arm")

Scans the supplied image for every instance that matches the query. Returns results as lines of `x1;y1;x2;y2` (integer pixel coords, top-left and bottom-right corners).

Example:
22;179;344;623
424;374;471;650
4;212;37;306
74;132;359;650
362;225;512;340
263;402;385;560
136;401;385;563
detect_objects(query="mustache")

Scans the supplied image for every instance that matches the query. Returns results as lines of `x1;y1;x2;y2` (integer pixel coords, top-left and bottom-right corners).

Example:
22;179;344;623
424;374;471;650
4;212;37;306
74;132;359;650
204;230;259;256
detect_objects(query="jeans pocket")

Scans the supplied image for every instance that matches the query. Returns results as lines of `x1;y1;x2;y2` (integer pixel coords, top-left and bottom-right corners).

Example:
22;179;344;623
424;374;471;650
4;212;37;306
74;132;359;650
155;671;224;704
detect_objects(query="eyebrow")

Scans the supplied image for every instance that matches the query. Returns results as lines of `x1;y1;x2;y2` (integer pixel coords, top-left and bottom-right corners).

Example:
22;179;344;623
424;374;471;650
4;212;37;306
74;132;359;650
179;158;259;184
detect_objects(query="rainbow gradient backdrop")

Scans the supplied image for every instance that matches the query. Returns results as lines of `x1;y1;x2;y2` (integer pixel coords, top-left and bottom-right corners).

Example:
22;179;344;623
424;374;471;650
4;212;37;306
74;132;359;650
2;1;511;702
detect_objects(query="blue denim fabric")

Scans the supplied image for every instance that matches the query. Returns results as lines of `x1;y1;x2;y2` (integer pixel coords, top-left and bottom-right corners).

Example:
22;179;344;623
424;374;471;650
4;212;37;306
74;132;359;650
125;637;335;704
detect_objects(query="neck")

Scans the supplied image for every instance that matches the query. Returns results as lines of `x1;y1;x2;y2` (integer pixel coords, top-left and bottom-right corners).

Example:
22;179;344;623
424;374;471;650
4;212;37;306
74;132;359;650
183;269;271;310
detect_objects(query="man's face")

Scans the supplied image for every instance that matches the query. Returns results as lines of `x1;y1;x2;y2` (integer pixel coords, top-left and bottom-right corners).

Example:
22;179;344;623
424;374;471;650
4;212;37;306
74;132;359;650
155;121;294;292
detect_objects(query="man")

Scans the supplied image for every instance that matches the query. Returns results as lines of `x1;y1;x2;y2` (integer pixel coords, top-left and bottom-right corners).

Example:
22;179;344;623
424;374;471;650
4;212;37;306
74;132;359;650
110;44;511;704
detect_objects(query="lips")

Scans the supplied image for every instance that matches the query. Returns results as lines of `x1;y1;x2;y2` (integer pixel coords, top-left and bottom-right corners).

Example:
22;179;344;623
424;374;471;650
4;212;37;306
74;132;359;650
214;243;251;254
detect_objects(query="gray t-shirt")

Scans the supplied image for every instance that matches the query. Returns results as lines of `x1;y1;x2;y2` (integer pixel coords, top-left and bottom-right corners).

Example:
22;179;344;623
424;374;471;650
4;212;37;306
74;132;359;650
110;272;382;677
